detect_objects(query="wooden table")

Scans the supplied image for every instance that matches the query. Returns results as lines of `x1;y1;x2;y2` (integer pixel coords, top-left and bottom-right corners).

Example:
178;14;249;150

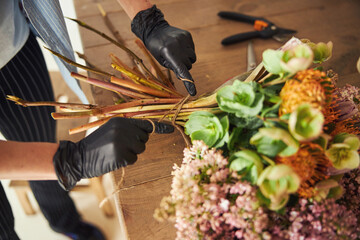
74;0;360;239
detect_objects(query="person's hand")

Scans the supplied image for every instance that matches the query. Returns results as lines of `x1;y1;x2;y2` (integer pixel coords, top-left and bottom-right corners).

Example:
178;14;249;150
53;118;174;190
131;5;197;96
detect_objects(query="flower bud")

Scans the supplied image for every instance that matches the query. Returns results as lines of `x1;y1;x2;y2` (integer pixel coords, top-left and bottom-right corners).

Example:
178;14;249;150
289;104;324;141
257;164;300;210
326;133;360;170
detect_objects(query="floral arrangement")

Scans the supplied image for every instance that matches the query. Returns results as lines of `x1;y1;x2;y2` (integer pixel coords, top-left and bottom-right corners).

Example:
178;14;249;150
6;17;360;239
154;38;360;239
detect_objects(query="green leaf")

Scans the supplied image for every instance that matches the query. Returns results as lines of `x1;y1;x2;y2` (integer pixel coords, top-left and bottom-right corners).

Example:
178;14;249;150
250;135;287;157
216;80;265;118
229;150;263;183
250;128;299;157
261;101;282;118
312;134;331;149
256;189;271;206
229;114;263;129
228;127;242;151
191;130;218;147
214;115;229;148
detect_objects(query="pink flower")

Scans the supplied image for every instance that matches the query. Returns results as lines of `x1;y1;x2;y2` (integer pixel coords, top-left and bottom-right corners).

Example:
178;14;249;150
158;141;271;239
219;198;230;211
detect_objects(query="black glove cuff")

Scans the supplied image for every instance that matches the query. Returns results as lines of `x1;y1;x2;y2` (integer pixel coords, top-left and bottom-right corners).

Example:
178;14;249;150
53;141;82;191
131;5;169;43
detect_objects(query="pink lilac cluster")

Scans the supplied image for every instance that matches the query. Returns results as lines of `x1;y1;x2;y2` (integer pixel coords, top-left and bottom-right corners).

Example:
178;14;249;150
334;84;359;102
170;141;271;240
338;168;360;218
270;198;360;239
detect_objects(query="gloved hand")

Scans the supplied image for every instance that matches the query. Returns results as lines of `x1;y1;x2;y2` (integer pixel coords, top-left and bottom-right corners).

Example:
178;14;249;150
131;5;197;96
53;118;174;191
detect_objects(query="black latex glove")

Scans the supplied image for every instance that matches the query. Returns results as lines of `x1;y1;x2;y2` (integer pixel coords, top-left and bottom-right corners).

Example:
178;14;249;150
53;118;174;191
131;5;197;96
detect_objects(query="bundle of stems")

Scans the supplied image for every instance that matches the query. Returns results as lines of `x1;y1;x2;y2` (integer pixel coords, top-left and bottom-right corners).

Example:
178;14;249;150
6;17;229;138
6;16;269;139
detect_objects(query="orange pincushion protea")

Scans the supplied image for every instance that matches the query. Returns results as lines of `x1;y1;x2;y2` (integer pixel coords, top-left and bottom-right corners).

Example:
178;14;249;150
276;142;332;198
330;119;360;137
279;70;335;123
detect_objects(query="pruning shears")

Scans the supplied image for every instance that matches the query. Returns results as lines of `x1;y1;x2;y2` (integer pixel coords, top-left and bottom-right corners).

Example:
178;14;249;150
218;11;297;45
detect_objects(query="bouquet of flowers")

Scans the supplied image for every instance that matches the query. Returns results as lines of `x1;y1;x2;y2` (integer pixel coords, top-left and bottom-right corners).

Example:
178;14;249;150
6;17;360;239
154;38;360;239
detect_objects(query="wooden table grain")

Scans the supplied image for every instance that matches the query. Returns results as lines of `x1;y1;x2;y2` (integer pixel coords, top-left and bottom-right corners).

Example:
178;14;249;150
74;0;360;239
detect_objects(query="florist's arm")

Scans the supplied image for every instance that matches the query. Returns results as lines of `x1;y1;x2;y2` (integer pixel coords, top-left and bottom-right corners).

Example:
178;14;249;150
117;0;198;96
116;0;152;19
0;141;58;180
0;118;173;191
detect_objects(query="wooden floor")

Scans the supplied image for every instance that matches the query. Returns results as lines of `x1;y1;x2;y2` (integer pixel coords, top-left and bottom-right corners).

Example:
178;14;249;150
74;0;360;239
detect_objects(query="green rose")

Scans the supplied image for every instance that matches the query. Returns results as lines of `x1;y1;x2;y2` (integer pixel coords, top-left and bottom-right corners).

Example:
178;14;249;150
326;133;360;170
257;164;300;210
289;104;324;141
280;44;314;74
262;44;313;76
216;80;264;118
229;150;264;184
250;127;299;157
185;111;229;148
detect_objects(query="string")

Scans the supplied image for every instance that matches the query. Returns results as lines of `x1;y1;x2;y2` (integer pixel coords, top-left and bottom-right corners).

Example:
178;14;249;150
99;167;125;209
98;118;156;209
172;94;190;125
178;77;194;83
171;95;191;147
158;95;187;123
145;118;156;136
99;96;191;209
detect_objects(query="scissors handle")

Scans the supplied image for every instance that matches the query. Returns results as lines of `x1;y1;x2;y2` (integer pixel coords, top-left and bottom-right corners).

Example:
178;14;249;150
221;31;260;45
218;11;267;24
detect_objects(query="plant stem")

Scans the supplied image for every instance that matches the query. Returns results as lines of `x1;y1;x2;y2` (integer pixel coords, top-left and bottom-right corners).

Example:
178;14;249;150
75;52;102;71
69;115;122;135
6;95;98;110
111;62;182;97
257;72;273;83
111;76;178;98
71;72;151;99
66;17;156;81
262;78;287;87
45;47;112;78
98;98;181;115
261;155;276;166
134;39;175;89
244;63;265;82
109;53;146;81
97;3;125;45
51;98;183;119
52;111;94;119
